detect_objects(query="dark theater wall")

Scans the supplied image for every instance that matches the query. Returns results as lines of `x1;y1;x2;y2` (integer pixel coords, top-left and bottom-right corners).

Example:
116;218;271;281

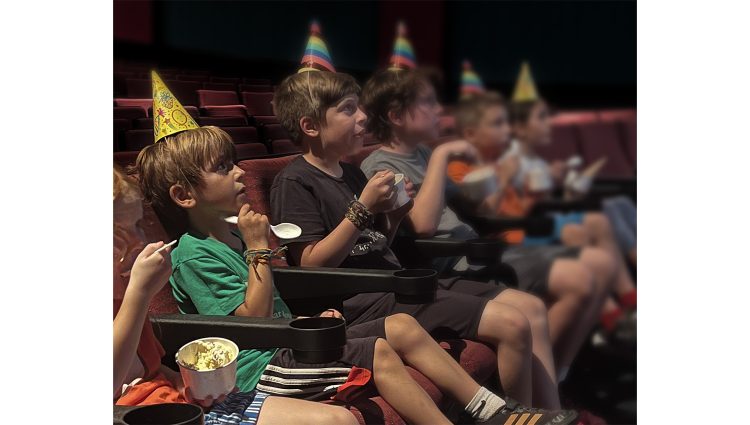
114;0;635;107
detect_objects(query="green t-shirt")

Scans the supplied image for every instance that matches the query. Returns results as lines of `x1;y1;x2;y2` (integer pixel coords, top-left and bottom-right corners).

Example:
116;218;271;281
170;230;293;392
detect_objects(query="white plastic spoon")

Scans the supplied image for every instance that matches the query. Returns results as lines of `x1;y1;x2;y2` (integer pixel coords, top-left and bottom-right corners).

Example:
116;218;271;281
224;216;302;240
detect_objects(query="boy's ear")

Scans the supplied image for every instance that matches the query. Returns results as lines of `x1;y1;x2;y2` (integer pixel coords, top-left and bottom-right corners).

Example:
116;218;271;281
299;116;320;138
387;108;404;129
169;183;197;209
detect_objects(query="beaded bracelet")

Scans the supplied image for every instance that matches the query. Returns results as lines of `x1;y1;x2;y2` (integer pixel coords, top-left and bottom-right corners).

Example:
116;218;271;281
345;200;374;230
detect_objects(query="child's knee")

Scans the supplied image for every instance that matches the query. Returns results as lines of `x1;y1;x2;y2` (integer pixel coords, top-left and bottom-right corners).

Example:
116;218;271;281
580;247;618;289
585;212;613;236
324;406;359;425
384;313;427;348
483;302;532;350
373;338;402;369
551;259;596;302
517;293;549;329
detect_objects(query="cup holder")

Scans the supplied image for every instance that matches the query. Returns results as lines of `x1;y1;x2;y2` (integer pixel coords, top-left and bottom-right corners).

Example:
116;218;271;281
466;238;502;264
121;403;203;425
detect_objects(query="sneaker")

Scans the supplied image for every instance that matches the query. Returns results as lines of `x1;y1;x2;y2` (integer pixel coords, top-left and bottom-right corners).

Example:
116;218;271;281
481;398;578;425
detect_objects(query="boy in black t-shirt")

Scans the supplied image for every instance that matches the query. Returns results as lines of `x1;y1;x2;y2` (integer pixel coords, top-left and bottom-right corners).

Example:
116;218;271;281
270;70;571;411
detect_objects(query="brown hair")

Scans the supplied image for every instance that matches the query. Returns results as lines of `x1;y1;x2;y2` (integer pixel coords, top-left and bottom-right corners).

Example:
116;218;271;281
360;68;435;142
455;91;507;135
135;126;235;239
274;71;361;145
508;99;542;126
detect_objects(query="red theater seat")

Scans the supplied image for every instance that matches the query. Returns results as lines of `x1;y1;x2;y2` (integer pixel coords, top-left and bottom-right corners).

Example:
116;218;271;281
242;92;275;116
271;139;300;154
114;106;147;120
125;79;151;98
134;118;153;130
577;121;635;178
598;109;636;123
201;105;248;117
263;123;290;142
551;111;598;125
622;119;637;166
199;116;248;127
115;99;152;114
234;143;268;160
198;90;240;107
203;82;237;92
163;80;201;106
123;129;153;151
223;126;259;144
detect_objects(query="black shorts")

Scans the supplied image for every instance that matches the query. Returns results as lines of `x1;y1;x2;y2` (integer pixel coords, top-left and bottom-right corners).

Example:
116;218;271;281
500;245;581;296
344;278;507;341
258;318;386;400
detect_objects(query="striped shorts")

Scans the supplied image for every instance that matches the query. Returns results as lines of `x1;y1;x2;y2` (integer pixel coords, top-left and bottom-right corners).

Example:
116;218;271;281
256;317;386;400
204;391;271;425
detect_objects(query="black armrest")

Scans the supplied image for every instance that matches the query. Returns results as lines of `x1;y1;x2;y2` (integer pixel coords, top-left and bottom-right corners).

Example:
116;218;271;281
273;266;438;316
152;314;347;366
115;403;203;425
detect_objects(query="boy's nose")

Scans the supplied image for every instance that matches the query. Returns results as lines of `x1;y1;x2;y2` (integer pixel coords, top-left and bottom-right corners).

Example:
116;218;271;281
233;164;245;179
356;107;368;124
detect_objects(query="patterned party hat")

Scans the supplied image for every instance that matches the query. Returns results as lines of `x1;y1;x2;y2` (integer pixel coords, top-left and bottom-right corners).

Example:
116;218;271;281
460;60;485;97
388;21;416;70
511;61;539;103
298;20;336;73
151;71;199;142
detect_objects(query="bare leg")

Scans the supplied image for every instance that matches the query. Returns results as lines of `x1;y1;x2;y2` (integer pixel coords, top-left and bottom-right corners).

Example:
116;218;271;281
494;289;560;409
257;396;359;425
560;223;588;247
384;314;480;406
583;213;636;297
476;301;534;406
545;257;606;376
371;338;452;425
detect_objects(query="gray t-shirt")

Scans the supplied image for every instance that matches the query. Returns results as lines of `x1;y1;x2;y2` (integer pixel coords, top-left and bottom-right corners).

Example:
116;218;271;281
360;144;479;272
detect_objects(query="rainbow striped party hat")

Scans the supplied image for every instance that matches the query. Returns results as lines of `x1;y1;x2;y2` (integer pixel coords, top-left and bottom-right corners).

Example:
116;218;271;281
298;20;336;73
460;60;485;97
388;21;416;70
152;70;199;142
511;61;539;103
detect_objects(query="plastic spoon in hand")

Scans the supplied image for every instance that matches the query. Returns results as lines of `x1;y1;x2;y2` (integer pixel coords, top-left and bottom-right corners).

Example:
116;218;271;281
155;239;177;254
223;216;302;240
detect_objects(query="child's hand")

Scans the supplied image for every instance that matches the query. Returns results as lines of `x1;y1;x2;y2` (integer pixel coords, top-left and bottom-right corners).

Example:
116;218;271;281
183;385;239;410
360;170;397;214
403;176;417;199
434;140;479;162
127;242;173;300
318;309;343;319
237;204;271;249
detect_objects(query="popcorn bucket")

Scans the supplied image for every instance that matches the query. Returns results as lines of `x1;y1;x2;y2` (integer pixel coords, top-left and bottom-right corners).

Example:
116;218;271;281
176;337;239;401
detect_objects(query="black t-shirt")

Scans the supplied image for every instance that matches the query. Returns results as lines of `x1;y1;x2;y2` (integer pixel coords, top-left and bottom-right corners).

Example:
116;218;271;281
270;156;402;270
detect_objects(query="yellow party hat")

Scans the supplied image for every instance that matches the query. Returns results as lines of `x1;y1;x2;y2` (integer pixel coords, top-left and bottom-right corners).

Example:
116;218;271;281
511;61;539;103
152;70;199;142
